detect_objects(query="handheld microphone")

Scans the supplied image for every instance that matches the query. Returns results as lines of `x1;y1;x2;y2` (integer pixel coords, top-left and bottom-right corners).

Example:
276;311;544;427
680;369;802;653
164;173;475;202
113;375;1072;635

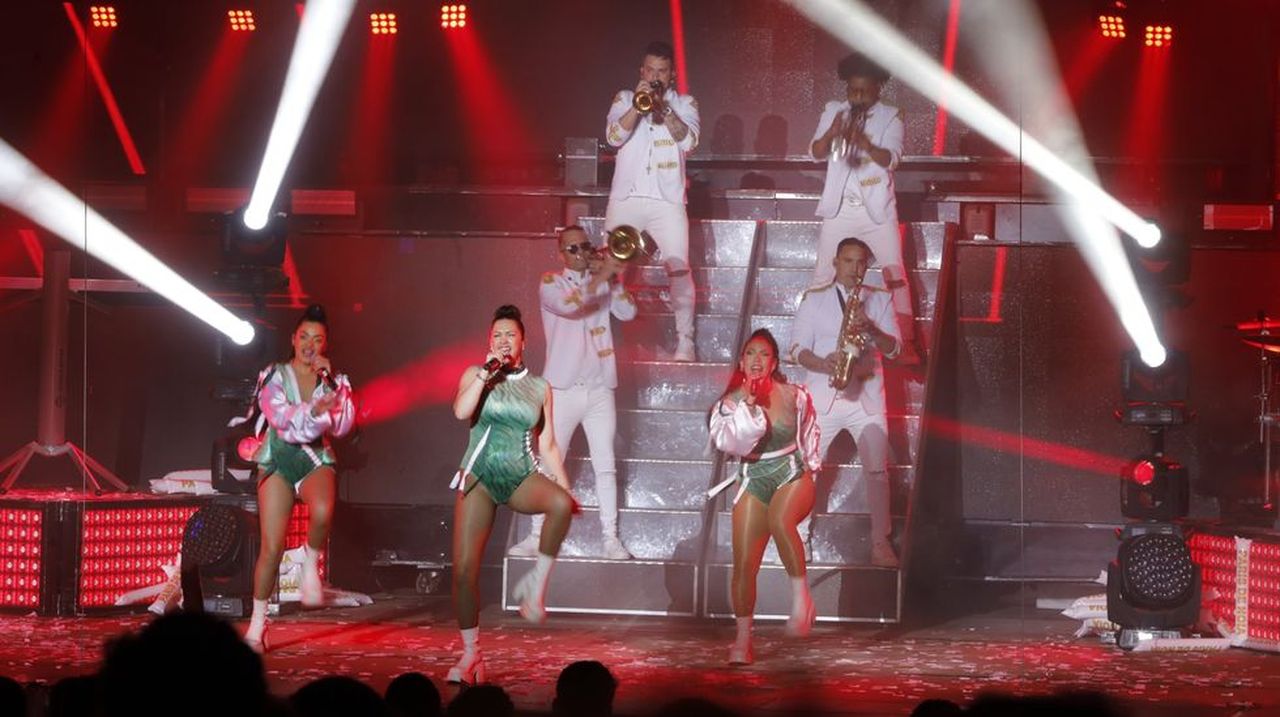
482;357;502;374
317;366;338;391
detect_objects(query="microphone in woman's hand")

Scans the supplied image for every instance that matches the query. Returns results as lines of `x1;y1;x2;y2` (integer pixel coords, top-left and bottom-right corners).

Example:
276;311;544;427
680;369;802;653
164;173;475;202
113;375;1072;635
317;366;338;390
483;357;502;374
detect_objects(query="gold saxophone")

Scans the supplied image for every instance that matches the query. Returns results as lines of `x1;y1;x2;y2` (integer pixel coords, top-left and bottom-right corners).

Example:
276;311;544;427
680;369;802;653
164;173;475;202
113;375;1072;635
830;277;869;390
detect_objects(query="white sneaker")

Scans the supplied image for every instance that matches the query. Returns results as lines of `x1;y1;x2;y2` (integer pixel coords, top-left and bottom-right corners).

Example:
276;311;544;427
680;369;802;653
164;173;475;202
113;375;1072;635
601;535;633;560
673;336;696;362
507;532;541;558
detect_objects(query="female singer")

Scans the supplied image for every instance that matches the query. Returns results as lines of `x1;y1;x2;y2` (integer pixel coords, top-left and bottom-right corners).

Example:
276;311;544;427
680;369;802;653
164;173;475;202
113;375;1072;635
708;328;821;665
242;304;356;652
448;304;576;684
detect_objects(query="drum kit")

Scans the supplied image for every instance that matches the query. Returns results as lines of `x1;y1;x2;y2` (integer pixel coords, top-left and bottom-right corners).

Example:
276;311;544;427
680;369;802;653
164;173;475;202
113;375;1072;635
1237;316;1280;512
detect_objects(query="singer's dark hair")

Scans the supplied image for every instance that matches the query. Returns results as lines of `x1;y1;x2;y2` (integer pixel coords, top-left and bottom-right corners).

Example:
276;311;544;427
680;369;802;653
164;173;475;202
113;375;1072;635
492;304;524;336
837;52;889;83
708;329;788;427
295;303;328;332
643;41;674;62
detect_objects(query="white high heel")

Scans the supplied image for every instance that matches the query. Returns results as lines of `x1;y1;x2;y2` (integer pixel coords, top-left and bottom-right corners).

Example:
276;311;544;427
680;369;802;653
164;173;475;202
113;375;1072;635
785;597;817;638
727;641;753;665
244;621;269;654
445;652;487;685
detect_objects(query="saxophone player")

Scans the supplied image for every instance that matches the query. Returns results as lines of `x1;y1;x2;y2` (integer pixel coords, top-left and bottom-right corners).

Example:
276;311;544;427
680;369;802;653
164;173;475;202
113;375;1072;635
788;237;902;568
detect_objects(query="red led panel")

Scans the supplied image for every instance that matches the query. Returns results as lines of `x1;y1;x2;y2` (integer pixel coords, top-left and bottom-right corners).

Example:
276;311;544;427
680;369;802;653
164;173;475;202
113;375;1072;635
1097;14;1126;39
1144;25;1173;48
0;509;43;608
77;506;198;609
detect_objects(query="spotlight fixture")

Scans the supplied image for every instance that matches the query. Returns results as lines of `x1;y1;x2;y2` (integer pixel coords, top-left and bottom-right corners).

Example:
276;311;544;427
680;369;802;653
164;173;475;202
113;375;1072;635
440;3;467;29
228;10;257;32
89;5;118;28
1098;14;1126;38
370;12;397;35
217;207;289;298
1144;25;1173;48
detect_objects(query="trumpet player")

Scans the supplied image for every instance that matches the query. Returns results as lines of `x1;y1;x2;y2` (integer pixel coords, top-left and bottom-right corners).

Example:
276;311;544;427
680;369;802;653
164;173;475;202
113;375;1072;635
604;40;701;361
809;53;916;361
509;226;637;560
789;238;901;568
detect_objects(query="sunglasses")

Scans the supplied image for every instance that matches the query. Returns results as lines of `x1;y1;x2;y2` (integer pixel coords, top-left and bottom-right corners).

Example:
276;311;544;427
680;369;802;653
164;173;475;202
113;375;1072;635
562;242;595;256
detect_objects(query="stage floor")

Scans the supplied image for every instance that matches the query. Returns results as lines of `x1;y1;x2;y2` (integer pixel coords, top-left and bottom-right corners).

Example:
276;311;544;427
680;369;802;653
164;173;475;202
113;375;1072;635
2;593;1278;716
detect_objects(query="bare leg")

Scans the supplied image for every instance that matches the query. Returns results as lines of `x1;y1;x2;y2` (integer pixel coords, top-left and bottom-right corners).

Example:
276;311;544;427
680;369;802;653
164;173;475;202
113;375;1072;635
298;466;336;551
297;467;336;605
507;474;576;556
768;474;816;578
452;480;497;630
730;495;771;618
253;475;296;601
769;474;818;636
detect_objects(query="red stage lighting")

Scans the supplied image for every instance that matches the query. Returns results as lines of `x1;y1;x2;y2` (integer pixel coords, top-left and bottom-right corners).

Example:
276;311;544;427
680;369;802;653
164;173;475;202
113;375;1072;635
1098;14;1126;38
1131;459;1156;486
1144;25;1173;48
89;5;117;28
441;4;467;29
370;12;398;35
228;9;256;32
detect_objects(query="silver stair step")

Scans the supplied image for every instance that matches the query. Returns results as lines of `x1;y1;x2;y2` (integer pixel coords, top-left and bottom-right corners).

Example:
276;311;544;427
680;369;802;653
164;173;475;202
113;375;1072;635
630;266;747;315
760;220;949;272
562;457;715;509
703;563;900;623
709;513;908;567
621;361;735;411
505;557;698;617
509;507;704;561
579;217;758;268
617;409;920;464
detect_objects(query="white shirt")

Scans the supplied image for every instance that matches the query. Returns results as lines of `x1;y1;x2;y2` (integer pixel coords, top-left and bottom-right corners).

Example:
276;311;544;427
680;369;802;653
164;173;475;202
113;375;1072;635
540;267;637;390
810;100;904;224
606;88;700;205
788;275;901;415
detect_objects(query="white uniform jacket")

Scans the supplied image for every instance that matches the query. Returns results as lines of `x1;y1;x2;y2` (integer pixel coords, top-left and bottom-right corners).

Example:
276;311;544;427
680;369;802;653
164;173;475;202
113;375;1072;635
606;88;700;205
788;278;901;415
539;268;637;390
810;99;904;224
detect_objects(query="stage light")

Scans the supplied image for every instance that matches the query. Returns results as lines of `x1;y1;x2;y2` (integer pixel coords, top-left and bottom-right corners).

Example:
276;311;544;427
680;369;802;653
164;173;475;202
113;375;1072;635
1108;523;1200;649
244;0;357;232
228;10;256;32
1098;14;1126;38
1144;25;1173;48
0;138;255;346
441;4;467;29
89;5;117;28
370;12;397;35
1121;454;1188;521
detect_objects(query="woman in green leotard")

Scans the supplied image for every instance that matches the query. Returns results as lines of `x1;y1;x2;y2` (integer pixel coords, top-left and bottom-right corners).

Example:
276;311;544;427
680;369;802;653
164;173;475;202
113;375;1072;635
708;328;822;665
446;304;575;684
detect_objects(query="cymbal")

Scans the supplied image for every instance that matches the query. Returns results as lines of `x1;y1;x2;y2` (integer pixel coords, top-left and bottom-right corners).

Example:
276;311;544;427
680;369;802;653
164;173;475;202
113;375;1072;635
1237;319;1280;331
1241;334;1280;353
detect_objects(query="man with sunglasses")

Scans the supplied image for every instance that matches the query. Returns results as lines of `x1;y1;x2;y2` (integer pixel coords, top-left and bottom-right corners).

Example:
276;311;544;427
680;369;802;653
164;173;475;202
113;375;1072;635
510;225;637;560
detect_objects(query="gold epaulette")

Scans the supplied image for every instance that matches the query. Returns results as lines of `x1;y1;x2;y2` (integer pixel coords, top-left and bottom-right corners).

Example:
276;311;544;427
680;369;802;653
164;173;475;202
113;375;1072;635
542;272;557;284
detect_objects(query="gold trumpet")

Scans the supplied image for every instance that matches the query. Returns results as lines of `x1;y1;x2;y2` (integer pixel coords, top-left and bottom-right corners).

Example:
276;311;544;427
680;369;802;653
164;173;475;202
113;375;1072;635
632;81;665;115
604;225;658;262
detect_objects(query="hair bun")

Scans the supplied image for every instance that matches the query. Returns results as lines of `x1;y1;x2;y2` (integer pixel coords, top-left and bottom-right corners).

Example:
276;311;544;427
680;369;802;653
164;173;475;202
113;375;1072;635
303;303;327;323
493;304;522;323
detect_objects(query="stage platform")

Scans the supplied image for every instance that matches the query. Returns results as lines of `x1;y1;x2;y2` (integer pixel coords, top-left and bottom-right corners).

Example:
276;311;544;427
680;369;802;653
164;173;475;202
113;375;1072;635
1;592;1277;717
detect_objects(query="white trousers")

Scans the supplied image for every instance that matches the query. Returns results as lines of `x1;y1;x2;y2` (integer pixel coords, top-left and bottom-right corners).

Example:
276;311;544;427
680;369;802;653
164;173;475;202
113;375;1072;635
606;196;695;339
813;199;914;340
799;396;893;547
529;383;621;537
